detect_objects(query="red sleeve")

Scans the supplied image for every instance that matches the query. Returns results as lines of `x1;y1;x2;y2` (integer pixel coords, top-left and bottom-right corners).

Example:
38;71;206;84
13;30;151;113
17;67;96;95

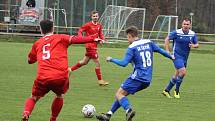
70;35;95;44
60;34;71;46
99;24;105;41
78;23;89;36
28;43;37;64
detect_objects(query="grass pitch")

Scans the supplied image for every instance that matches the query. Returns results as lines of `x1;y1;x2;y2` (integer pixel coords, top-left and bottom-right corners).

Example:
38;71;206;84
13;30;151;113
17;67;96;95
0;42;215;121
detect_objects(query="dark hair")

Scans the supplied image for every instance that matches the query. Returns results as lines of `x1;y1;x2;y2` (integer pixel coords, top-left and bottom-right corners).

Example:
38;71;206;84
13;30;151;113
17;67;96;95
40;20;53;34
182;17;191;23
90;10;99;16
125;26;138;37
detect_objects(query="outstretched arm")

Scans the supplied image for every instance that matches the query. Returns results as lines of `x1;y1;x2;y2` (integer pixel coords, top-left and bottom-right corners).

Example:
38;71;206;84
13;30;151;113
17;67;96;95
106;49;133;67
156;48;174;60
152;42;174;60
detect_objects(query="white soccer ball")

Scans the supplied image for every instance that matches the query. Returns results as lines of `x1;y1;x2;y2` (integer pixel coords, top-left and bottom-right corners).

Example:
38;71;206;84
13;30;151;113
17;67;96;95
81;104;96;118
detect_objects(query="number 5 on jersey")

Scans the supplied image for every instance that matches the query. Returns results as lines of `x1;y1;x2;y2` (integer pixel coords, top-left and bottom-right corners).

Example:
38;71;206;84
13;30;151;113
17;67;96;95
42;43;51;60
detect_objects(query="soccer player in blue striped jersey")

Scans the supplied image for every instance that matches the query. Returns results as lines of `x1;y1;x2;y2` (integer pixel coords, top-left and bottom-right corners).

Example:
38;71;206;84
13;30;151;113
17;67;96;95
162;18;199;99
96;26;174;121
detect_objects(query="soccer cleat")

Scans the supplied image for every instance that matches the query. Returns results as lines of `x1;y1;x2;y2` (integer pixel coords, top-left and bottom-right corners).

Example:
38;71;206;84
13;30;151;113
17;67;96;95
126;109;136;121
96;113;111;121
174;90;180;99
162;90;172;98
22;114;29;121
98;80;109;86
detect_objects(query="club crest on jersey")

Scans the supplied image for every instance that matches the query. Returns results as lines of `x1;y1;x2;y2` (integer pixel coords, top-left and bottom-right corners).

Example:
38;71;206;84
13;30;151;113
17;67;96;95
189;37;192;40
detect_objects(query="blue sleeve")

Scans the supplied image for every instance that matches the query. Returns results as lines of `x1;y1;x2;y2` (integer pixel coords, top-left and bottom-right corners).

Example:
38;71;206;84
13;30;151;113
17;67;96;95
192;34;198;44
110;48;133;67
169;31;177;40
151;42;173;60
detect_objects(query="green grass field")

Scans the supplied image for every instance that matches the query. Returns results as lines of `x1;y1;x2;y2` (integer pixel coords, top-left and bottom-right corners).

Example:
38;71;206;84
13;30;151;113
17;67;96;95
0;41;215;121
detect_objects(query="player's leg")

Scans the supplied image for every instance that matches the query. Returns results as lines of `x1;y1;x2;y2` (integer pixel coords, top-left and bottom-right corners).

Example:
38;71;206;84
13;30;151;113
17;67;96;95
22;79;48;121
22;96;40;121
162;70;179;98
174;67;186;98
163;58;184;98
116;88;136;121
49;78;69;121
50;94;64;121
96;88;126;121
92;58;109;86
70;56;90;71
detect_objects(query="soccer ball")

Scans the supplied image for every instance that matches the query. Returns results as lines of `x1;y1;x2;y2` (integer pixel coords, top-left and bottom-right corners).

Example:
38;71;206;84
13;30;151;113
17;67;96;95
81;104;96;118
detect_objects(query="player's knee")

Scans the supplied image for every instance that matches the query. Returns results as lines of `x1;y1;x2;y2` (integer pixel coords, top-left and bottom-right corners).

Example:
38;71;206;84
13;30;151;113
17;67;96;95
180;70;186;77
95;63;100;67
31;95;40;102
179;68;186;77
80;61;88;65
56;94;64;98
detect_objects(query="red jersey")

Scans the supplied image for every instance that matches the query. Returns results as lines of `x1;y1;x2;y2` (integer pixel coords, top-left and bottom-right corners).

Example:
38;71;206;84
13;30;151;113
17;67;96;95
78;21;105;49
28;34;95;80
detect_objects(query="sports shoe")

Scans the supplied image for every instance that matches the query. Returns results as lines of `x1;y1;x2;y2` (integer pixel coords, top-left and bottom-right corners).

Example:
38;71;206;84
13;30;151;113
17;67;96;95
98;80;109;86
96;113;111;121
126;109;136;121
22;113;29;121
174;90;180;99
162;90;172;98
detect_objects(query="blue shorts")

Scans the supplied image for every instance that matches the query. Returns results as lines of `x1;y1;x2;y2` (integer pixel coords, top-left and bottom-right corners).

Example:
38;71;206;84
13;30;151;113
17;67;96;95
121;78;150;94
173;58;187;69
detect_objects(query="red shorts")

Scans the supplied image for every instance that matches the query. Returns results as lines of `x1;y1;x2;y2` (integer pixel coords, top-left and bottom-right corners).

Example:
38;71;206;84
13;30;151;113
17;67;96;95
85;48;98;59
32;78;69;97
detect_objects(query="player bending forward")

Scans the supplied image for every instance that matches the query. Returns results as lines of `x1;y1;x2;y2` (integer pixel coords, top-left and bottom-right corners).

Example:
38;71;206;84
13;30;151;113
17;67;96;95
96;26;174;121
22;20;101;121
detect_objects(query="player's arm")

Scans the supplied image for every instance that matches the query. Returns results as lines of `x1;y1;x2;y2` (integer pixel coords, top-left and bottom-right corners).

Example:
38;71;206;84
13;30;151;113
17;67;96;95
69;35;101;44
98;25;106;44
165;31;176;54
189;34;199;48
106;48;133;67
28;44;37;64
78;24;88;36
152;43;174;60
99;25;105;41
61;34;101;45
164;36;171;53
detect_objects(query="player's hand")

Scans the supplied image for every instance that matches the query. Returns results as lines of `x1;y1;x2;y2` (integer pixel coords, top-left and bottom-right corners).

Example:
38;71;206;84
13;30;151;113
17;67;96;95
106;56;112;62
189;43;194;48
94;38;103;42
99;39;105;46
189;41;195;48
68;67;72;78
171;54;175;60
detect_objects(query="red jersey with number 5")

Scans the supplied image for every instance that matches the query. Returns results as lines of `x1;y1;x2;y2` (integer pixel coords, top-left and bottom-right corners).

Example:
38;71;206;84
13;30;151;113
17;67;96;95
28;34;95;80
78;21;104;49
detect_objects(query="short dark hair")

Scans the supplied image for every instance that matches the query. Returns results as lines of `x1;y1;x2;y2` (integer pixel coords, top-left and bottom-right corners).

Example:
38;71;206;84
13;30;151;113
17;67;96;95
40;20;53;34
182;17;191;23
90;10;98;16
125;26;138;37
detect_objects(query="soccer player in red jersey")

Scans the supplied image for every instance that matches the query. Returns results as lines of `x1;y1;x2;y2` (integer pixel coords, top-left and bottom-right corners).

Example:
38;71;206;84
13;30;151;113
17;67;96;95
21;20;101;121
69;10;109;86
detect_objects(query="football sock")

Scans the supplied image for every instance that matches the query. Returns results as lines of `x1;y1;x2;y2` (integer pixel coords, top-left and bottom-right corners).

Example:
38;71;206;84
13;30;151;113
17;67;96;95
71;62;82;71
119;97;131;111
23;98;36;116
95;68;102;80
166;76;177;92
175;75;184;93
110;100;121;113
50;97;64;120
